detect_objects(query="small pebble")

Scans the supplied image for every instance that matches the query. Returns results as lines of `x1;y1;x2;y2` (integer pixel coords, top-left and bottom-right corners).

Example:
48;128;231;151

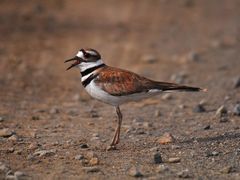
233;103;240;116
68;109;79;116
49;107;60;114
28;143;40;150
219;116;229;123
79;143;89;149
89;157;99;166
14;150;22;155
33;149;56;157
92;133;99;138
203;125;211;130
7;135;18;141
143;122;152;128
82;166;100;173
0;162;10;173
128;167;143;177
6;148;14;153
177;169;191;178
14;171;25;178
27;154;35;161
31;116;40;120
206;151;219;157
179;104;186;109
5;175;15;180
233;77;240;88
141;55;158;64
167;157;181;163
171;145;181;149
86;151;97;159
185;51;200;62
170;72;187;84
154;110;161;117
161;94;172;100
74;154;84;160
153;152;163;164
0;128;13;138
89;110;99;118
220;166;235;174
149;147;159;152
216;105;227;117
158;132;175;144
193;104;206;113
0;117;4;122
156;164;169;173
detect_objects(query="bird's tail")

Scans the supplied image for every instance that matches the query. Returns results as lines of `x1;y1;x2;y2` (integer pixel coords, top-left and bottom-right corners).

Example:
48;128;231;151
153;81;207;92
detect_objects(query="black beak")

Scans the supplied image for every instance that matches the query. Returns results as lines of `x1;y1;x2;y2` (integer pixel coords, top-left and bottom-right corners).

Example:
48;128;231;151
64;56;82;70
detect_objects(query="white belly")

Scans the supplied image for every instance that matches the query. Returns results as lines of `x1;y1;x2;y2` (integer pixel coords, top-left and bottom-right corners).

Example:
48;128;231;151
84;81;161;106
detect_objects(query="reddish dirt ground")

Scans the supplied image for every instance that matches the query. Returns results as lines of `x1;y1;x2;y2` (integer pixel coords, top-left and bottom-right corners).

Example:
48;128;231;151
0;0;240;179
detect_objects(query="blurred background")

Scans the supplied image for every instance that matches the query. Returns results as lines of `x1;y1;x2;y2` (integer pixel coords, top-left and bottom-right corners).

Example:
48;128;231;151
0;0;240;179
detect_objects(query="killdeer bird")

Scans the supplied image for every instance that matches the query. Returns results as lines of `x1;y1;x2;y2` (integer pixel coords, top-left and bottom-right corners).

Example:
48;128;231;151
65;48;206;150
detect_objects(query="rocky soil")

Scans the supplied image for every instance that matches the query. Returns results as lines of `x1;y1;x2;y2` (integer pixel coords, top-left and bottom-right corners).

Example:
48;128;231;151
0;0;240;179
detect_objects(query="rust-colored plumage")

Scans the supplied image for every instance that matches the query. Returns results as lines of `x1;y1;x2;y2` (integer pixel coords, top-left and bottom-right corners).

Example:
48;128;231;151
95;66;202;96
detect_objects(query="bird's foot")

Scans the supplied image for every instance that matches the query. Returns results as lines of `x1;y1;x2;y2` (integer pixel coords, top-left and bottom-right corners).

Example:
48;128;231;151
106;145;117;151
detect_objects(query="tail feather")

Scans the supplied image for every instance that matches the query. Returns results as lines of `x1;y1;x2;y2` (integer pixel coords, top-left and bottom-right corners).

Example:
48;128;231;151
153;81;207;92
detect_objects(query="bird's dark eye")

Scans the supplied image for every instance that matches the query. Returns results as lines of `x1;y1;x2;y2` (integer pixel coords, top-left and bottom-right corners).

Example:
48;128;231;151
84;53;90;58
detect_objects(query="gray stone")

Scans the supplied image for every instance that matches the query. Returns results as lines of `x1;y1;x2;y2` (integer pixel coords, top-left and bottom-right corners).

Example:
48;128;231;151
167;157;181;163
186;51;200;62
5;175;15;180
82;167;100;173
177;169;191;178
156;165;169;173
33;149;56;157
153;152;163;164
233;77;240;88
0;162;10;173
8;135;18;141
141;55;158;64
193;104;206;113
154;110;161;117
49;107;60;114
0;128;13;138
233;103;240;116
219;116;229;123
220;166;235;174
74;155;84;160
161;94;172;100
203;125;211;130
0;117;4;122
79;143;89;149
128;167;143;177
170;72;188;84
14;171;25;178
89;110;99;118
206;151;219;157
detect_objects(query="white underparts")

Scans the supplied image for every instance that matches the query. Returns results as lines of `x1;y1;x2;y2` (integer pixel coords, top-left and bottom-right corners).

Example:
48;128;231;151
85;81;162;106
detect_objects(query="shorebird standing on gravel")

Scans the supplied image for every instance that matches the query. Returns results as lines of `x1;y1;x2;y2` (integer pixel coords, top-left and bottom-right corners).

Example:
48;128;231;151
65;48;206;150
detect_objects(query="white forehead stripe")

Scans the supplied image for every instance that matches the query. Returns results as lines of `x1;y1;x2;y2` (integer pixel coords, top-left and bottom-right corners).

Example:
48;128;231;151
87;50;97;56
76;51;84;58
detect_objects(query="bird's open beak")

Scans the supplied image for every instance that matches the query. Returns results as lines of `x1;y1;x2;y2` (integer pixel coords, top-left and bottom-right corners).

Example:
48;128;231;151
64;56;82;70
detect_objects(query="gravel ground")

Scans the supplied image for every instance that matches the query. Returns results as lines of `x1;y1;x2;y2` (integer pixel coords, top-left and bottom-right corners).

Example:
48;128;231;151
0;0;240;179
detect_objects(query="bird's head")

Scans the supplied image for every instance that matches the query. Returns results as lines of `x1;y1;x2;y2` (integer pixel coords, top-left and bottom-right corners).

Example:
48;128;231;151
65;48;102;71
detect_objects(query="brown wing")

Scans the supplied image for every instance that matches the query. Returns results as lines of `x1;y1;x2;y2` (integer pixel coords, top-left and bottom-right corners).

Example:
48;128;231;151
95;66;203;96
95;66;154;96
